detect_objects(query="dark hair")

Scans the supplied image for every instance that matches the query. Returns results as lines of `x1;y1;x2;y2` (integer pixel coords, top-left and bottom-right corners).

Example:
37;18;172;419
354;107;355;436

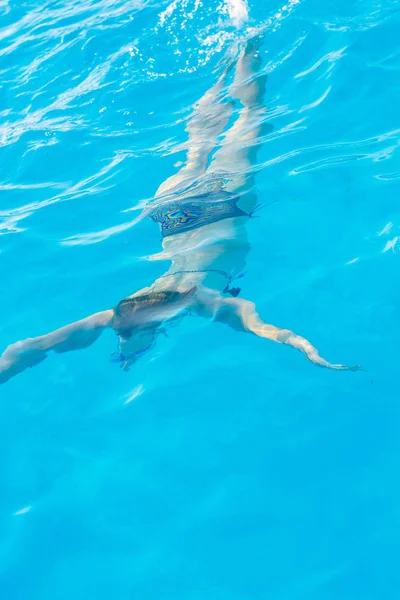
113;288;196;336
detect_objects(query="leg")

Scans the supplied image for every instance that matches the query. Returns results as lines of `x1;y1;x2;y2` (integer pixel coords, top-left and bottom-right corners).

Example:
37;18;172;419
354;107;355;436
155;69;234;197
208;35;268;208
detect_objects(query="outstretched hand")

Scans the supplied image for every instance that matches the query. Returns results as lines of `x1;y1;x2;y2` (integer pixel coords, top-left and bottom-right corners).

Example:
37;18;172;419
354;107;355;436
0;309;114;385
328;363;364;372
0;340;48;384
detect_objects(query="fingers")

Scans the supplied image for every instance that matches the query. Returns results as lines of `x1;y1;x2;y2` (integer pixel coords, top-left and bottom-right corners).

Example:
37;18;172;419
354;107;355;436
331;364;363;372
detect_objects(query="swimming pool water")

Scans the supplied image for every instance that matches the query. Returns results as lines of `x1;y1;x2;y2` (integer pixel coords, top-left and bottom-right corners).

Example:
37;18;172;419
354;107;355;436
1;1;399;598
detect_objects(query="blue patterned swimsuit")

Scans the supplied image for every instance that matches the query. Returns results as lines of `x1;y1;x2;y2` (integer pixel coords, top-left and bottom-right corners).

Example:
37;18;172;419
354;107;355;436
148;190;248;238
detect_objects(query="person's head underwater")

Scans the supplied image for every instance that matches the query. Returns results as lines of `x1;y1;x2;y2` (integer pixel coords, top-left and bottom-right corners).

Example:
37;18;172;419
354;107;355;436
111;325;159;371
110;288;196;370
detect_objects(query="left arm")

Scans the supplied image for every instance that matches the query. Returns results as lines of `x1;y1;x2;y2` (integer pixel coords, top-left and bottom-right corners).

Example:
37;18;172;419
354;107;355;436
195;289;360;371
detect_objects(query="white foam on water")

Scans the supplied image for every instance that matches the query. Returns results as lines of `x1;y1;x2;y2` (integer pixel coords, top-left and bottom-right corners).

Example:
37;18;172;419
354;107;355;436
377;222;393;237
346;257;360;265
14;506;31;516
382;237;399;253
123;384;144;404
225;0;249;27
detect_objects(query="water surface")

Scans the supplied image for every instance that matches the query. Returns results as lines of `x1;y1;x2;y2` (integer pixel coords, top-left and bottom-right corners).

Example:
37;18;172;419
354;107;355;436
0;0;399;598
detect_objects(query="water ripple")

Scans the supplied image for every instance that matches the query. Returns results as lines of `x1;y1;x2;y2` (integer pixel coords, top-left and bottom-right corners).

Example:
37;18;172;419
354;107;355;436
0;2;400;594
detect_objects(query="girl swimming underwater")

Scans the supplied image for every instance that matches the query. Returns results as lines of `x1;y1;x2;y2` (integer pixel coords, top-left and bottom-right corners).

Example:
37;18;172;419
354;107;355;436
0;36;360;384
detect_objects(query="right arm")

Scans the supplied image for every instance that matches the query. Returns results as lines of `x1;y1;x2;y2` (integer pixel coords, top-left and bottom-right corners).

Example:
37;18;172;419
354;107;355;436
0;309;114;384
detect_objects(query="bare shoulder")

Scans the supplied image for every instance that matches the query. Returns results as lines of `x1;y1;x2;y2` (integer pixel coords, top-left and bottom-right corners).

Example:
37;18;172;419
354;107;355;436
192;285;224;317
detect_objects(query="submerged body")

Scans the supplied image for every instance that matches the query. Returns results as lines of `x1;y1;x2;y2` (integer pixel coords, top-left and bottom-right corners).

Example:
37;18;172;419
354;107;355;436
0;36;360;384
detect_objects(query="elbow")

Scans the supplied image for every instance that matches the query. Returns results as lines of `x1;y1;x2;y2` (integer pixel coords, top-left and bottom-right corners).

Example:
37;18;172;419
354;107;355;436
275;328;292;344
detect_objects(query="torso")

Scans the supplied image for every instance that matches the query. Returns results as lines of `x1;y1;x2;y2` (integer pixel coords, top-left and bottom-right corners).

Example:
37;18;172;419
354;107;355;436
144;171;255;294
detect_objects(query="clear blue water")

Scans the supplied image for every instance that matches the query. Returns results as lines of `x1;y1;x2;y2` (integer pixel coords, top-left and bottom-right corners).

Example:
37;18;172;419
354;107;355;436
1;0;399;598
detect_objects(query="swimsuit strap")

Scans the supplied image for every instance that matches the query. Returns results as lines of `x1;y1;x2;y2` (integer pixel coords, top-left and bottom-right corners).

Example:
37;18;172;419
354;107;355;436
160;268;246;297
